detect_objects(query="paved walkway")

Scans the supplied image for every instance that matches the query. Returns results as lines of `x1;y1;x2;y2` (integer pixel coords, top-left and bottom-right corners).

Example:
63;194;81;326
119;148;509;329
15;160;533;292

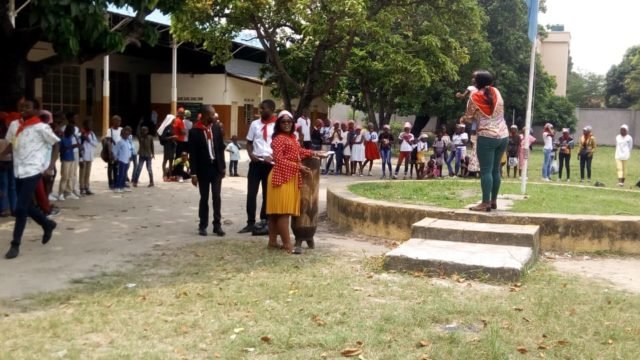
0;144;638;298
0;146;387;299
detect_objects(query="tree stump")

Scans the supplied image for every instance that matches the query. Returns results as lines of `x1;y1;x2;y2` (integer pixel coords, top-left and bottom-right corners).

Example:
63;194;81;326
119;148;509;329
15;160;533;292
292;157;320;249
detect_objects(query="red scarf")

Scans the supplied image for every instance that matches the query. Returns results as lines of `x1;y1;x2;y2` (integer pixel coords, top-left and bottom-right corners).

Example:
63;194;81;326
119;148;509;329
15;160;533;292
16;116;41;137
194;121;212;140
471;87;498;116
261;115;276;141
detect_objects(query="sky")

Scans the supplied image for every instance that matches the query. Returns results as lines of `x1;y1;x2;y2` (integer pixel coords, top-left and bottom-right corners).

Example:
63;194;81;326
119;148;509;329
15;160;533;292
539;0;640;75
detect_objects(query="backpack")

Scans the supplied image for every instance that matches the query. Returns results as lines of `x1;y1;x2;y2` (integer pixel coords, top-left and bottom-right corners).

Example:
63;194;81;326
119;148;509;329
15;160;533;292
100;129;115;163
159;125;173;146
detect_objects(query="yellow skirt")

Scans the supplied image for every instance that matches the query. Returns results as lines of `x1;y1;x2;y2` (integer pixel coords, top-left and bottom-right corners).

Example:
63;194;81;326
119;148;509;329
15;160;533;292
266;172;300;216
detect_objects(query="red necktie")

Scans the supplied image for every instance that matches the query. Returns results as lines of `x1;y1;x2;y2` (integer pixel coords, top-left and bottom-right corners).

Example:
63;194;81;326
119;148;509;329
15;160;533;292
261;116;276;141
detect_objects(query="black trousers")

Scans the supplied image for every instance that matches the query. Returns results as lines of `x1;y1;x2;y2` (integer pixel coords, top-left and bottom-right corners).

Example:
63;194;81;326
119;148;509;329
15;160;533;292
229;160;238;176
12;174;48;247
580;155;592;180
197;166;223;230
107;161;118;189
558;152;571;179
175;141;188;158
246;161;273;224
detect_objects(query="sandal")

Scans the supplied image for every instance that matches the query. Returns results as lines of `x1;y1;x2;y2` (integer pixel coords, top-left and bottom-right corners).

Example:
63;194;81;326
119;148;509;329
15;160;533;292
469;203;491;212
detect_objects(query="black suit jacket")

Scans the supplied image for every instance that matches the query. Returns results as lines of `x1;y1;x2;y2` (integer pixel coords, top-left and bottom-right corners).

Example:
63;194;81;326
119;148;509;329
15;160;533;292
188;123;226;176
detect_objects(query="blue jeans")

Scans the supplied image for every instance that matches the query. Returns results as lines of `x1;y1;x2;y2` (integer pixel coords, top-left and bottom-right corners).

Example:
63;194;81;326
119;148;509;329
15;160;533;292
542;148;553;179
0;166;17;213
116;161;129;189
326;143;344;174
380;148;392;175
12;174;48;247
132;156;153;184
446;147;465;176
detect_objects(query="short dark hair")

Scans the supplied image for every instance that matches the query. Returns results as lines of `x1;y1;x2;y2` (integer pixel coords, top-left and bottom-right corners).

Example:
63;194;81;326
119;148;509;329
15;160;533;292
261;99;276;111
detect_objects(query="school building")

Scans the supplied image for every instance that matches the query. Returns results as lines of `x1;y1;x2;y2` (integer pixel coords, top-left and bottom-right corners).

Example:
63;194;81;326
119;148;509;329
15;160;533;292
28;7;328;139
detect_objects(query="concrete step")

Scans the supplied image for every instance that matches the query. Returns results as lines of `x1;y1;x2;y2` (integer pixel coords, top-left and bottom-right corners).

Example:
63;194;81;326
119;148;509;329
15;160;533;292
384;238;535;281
412;218;540;251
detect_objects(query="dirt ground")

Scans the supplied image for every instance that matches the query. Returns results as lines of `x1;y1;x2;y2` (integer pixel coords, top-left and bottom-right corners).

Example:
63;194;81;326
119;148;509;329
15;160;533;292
0;142;638;299
550;256;640;294
0;148;388;299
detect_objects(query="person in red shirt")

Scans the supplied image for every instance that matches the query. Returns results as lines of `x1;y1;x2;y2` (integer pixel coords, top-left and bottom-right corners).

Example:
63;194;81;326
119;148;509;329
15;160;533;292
173;107;188;159
266;110;325;253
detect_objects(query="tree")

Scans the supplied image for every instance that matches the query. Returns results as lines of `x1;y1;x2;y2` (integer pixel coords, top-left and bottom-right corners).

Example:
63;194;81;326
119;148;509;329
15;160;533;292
567;71;605;108
605;45;640;108
0;0;183;110
172;0;419;116
342;0;487;130
477;0;574;130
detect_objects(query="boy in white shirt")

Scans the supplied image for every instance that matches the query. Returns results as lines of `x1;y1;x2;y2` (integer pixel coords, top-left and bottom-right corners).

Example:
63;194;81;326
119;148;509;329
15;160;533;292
225;135;241;177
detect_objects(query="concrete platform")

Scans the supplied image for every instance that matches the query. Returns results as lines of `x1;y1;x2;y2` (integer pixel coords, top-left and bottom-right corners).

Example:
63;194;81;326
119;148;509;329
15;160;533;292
411;218;540;252
384;238;534;281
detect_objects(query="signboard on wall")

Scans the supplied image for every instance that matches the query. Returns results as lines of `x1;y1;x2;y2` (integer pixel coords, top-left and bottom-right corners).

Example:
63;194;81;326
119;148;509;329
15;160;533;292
180;102;203;119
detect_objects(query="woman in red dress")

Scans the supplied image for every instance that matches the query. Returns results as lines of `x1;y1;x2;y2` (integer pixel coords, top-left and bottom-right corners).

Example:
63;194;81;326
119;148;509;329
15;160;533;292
266;110;324;253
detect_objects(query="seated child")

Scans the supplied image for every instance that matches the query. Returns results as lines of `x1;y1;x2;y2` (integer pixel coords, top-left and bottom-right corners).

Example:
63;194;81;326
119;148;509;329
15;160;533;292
460;156;470;178
172;152;191;182
423;154;437;179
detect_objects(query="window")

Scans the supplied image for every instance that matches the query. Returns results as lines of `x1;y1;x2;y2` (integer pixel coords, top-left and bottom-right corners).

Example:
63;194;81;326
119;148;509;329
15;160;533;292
42;65;80;116
244;104;254;123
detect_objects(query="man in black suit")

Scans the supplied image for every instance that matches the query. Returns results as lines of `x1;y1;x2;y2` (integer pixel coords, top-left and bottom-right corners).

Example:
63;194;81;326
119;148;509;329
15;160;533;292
188;105;226;236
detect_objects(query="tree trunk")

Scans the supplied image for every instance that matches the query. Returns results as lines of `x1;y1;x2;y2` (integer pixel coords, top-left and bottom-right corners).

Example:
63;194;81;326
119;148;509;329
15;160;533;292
411;114;431;137
359;79;377;128
0;29;40;110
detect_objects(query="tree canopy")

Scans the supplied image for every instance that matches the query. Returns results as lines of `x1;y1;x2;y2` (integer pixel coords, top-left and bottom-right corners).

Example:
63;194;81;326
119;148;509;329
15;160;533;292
605;45;640;109
567;71;605;108
340;0;488;129
0;0;183;109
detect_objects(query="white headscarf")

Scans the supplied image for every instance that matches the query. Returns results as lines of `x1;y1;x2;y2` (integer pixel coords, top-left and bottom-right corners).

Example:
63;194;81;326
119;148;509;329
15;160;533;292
277;110;293;120
157;114;176;136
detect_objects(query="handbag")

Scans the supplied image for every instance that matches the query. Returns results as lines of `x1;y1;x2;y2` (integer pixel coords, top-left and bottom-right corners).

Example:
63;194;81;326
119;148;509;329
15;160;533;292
551;159;559;174
508;157;518;167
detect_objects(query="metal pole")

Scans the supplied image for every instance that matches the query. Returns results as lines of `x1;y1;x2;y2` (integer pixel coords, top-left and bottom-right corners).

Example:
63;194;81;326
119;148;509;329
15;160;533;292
102;55;110;136
171;40;178;115
9;0;15;27
520;40;537;194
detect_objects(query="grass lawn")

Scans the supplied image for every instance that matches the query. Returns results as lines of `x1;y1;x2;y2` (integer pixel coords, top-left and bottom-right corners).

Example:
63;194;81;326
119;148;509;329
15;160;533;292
351;146;640;215
1;239;640;359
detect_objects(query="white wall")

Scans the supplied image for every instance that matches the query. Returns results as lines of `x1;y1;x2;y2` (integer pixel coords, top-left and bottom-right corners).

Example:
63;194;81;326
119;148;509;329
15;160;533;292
151;74;226;104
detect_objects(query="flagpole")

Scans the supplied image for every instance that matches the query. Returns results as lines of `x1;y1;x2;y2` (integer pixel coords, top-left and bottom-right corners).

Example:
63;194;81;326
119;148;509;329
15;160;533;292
520;38;537;194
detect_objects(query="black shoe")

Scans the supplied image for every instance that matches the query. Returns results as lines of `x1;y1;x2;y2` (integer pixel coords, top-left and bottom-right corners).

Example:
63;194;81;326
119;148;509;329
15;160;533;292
198;228;207;236
238;224;255;233
42;220;57;244
5;246;19;259
85;190;95;196
213;227;225;237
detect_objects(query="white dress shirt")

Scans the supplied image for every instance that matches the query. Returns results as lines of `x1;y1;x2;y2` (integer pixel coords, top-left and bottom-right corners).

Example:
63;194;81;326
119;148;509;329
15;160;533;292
246;118;275;157
296;116;311;142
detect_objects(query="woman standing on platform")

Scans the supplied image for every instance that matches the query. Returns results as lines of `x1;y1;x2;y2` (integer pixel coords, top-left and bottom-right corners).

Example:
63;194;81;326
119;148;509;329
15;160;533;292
460;70;508;212
266;111;324;253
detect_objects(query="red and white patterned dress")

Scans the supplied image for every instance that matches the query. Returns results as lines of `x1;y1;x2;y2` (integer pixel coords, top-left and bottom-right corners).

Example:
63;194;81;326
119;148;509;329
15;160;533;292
267;133;314;215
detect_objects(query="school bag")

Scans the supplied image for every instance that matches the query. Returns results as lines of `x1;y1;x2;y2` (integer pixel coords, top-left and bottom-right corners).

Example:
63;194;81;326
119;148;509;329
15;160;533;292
100;129;115;163
159;125;173;146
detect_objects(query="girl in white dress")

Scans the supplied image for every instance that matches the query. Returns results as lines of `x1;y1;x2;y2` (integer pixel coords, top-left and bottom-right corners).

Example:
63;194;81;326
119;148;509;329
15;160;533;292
350;126;366;176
